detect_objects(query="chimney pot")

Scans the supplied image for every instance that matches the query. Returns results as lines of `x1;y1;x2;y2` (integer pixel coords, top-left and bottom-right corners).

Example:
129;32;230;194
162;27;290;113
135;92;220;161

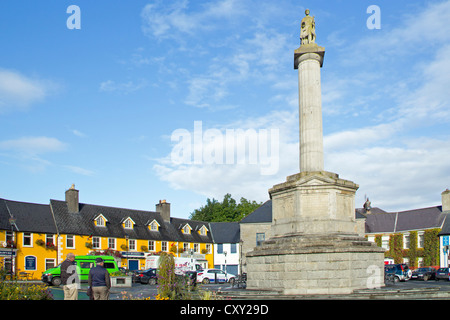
156;200;170;222
442;189;450;213
65;184;79;213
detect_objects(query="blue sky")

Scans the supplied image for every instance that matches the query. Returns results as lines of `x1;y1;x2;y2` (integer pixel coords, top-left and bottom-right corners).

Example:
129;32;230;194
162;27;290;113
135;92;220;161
1;0;450;219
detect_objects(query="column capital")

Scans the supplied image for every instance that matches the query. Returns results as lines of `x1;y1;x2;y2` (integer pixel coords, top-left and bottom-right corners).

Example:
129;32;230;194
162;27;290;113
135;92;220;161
294;43;325;69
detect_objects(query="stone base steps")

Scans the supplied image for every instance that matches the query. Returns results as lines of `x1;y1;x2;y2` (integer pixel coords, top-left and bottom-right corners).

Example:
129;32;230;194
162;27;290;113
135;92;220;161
219;287;450;300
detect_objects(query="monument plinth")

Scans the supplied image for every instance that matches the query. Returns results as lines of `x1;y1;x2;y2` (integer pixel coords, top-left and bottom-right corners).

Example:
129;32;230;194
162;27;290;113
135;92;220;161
246;10;385;295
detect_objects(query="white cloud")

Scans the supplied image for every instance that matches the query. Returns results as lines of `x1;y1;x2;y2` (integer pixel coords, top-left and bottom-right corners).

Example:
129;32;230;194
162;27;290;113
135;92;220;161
71;129;87;138
0;136;66;155
141;0;245;40
63;165;95;176
99;79;147;94
0;69;48;112
153;110;298;203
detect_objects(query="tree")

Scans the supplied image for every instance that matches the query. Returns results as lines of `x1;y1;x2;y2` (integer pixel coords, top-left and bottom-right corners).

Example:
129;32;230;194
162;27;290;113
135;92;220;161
189;193;262;222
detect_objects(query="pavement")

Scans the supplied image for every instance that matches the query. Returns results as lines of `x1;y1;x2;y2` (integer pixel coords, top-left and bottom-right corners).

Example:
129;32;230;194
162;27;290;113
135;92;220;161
44;278;450;300
49;281;233;300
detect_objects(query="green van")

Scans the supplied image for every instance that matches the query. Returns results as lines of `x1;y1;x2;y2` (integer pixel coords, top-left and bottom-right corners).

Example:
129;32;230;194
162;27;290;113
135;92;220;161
42;255;119;286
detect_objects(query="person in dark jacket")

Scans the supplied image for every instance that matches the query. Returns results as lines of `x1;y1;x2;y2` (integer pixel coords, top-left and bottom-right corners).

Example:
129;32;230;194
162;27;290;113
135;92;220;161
88;257;111;300
61;253;79;300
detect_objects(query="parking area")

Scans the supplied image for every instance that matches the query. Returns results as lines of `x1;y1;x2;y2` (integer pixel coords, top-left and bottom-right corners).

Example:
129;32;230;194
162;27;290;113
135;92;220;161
385;278;450;291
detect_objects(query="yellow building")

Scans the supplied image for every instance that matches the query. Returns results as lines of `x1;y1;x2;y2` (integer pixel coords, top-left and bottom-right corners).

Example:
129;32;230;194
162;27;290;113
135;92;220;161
0;186;214;279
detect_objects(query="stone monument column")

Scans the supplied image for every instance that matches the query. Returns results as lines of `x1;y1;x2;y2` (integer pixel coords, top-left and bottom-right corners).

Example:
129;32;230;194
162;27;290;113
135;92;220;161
295;11;325;172
245;10;385;295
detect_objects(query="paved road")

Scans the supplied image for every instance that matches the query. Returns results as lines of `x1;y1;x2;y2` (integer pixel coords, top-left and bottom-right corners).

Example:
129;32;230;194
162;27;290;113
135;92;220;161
49;282;236;300
49;278;450;300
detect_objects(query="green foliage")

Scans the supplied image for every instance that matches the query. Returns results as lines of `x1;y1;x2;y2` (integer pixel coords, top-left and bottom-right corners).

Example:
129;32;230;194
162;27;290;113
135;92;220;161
157;252;176;299
423;229;440;266
189;193;262;222
0;278;53;300
378;229;441;267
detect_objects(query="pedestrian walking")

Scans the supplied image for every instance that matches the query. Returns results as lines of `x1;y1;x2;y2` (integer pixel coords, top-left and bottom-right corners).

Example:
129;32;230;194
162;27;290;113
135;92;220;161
61;253;79;300
88;257;111;300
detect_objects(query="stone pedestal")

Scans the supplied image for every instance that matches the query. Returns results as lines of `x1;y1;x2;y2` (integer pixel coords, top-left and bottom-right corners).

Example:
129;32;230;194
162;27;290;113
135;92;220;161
269;171;360;237
246;233;385;295
246;171;385;295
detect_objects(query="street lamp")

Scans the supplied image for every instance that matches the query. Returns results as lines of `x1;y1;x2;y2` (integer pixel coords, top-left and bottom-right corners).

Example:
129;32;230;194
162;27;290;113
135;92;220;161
223;251;227;279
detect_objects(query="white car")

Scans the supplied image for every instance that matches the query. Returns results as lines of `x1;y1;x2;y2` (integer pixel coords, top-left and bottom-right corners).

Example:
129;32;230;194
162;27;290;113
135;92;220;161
197;268;236;284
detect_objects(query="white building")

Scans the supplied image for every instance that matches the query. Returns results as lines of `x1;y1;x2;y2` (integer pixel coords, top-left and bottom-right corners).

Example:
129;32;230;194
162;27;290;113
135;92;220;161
209;222;241;276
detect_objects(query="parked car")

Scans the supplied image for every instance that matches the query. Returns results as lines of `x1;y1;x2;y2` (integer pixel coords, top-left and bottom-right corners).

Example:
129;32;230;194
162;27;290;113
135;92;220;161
384;264;412;282
435;267;450;281
197;269;236;284
134;268;158;285
411;267;436;281
42;255;119;286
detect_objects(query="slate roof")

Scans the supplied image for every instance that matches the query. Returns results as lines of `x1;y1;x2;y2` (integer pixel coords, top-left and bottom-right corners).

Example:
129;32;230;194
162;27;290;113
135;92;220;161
209;222;240;244
439;213;450;236
49;199;213;243
240;200;272;224
365;206;446;234
170;217;213;243
0;198;56;234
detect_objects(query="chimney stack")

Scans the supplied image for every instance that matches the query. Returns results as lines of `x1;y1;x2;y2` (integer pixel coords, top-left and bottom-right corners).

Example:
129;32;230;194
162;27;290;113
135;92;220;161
65;184;79;213
156;199;170;222
442;189;450;213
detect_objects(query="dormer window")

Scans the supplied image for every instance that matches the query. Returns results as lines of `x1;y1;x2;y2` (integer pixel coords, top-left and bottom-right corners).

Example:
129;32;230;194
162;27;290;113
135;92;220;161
122;217;135;230
182;224;192;234
199;225;208;236
94;214;108;227
148;219;160;231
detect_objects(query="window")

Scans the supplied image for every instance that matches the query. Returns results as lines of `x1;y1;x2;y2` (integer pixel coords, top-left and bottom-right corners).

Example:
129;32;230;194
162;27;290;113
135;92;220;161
23;233;32;247
418;232;424;248
194;243;200;253
66;235;75;249
183;224;191;234
404;234;410;249
148;241;155;251
418;257;424;267
124;219;133;229
92;237;100;249
162;241;168;252
5;231;14;248
94;214;108;227
45;259;56;271
205;244;211;254
46;234;54;247
80;261;93;269
129;239;136;251
108;238;116;250
183;242;190;252
199;225;207;236
381;236;389;251
230;243;237;254
96;217;105;226
256;233;265;247
149;220;159;231
217;243;223;254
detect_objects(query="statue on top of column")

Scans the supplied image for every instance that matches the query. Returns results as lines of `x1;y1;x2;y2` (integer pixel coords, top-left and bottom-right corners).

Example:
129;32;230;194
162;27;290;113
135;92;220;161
300;9;316;45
